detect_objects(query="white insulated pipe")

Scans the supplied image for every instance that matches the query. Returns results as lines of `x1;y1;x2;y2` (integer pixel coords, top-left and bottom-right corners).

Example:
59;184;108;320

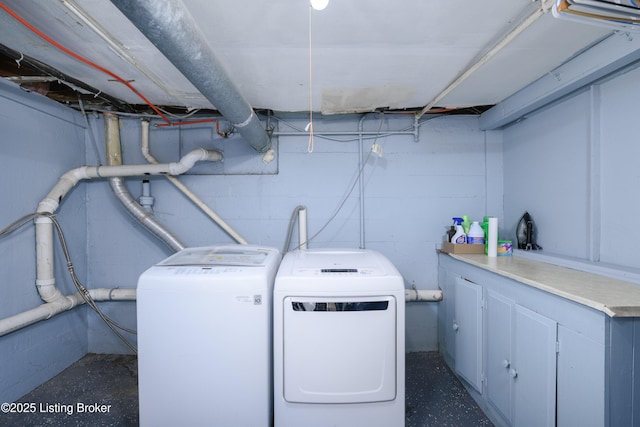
0;132;223;336
35;147;222;292
105;113;186;252
36;149;222;215
139;120;249;245
0;288;135;337
298;207;308;250
0;293;84;336
405;288;443;302
416;3;547;119
34;217;62;303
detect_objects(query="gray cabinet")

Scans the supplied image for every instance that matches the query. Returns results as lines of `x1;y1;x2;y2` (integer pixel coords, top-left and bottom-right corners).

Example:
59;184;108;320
438;266;483;393
485;290;512;422
511;304;557;427
486;289;557;427
438;253;616;427
440;266;456;364
556;325;604;427
453;276;483;392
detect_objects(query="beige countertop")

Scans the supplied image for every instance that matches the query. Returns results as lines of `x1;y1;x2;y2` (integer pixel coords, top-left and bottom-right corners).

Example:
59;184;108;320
445;253;640;317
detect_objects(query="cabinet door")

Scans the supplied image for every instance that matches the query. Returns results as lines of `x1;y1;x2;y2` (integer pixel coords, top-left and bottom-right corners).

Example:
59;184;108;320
441;268;456;363
556;325;604;427
485;290;514;424
513;304;557;427
453;276;483;392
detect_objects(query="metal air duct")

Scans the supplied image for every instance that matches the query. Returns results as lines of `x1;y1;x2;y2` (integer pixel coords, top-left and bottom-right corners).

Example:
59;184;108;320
110;0;271;152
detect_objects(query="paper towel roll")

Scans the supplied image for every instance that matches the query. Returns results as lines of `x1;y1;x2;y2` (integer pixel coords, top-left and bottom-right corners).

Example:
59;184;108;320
487;217;498;257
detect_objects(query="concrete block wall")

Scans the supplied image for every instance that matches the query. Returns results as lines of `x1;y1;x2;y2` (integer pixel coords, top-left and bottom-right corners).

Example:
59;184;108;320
85;113;493;354
0;80;89;402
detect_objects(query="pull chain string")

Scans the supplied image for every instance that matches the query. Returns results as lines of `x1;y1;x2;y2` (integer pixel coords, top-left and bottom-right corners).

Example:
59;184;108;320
308;3;315;153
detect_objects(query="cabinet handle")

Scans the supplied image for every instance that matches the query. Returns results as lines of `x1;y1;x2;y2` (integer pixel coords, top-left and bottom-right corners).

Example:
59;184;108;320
452;322;459;331
509;368;518;378
502;359;510;368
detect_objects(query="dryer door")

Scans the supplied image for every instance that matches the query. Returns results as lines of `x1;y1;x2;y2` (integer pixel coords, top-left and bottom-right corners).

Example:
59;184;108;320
282;296;396;404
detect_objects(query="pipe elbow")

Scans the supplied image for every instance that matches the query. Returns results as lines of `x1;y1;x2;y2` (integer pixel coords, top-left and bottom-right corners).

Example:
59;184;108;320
37;199;59;215
58;295;82;313
37;283;82;312
60;167;91;186
36;279;64;303
205;149;223;162
38;167;90;213
170;148;205;175
46;294;84;317
170;148;223;175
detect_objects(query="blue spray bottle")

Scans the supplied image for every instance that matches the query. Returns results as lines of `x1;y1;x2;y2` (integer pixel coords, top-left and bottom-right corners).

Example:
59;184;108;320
448;217;462;242
451;217;467;244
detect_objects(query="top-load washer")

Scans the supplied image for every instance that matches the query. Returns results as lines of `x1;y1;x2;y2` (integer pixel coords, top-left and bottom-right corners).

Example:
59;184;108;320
273;248;405;427
137;245;281;427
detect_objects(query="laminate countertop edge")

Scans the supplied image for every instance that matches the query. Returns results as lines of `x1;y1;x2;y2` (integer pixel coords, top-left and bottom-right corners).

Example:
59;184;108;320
441;252;640;317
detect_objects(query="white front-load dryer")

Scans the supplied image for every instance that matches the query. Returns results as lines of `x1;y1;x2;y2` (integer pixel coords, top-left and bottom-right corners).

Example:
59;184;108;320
137;245;281;427
274;248;405;427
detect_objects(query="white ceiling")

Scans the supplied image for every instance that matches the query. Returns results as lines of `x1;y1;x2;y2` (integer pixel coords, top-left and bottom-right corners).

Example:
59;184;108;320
0;0;613;115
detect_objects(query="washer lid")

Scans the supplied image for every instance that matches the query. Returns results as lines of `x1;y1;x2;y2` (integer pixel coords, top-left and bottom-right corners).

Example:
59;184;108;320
157;246;271;267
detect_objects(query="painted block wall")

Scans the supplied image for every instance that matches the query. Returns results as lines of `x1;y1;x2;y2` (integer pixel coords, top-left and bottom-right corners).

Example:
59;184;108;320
0;80;89;403
597;67;640;269
0;80;501;399
503;90;590;257
503;65;640;272
85;113;497;354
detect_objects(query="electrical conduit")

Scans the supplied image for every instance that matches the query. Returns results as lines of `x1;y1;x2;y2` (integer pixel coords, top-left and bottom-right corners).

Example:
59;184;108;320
358;115;367;249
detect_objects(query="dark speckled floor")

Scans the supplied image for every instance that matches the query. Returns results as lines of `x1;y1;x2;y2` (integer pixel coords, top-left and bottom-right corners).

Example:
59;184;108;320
405;352;492;426
1;354;138;427
1;352;492;427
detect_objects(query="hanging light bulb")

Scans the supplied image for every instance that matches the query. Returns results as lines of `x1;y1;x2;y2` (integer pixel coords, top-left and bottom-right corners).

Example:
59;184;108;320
310;0;329;11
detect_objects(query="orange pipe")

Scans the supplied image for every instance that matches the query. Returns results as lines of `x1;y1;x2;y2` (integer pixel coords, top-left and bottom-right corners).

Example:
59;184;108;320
0;1;172;123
